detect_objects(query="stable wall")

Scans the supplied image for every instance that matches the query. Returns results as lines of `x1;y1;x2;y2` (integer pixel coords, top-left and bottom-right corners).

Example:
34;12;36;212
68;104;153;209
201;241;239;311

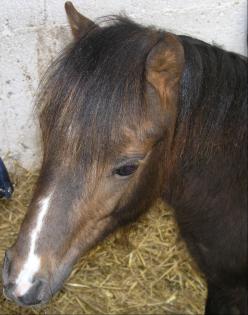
0;0;247;169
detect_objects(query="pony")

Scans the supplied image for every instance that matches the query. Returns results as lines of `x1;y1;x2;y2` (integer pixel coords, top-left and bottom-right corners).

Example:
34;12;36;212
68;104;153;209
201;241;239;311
2;2;247;314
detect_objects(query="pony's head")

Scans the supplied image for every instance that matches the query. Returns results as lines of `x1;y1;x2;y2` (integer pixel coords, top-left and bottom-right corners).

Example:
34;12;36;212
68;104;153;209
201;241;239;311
3;2;184;306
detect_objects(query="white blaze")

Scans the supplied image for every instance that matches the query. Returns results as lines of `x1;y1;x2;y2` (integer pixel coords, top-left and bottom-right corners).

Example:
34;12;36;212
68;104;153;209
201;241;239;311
15;194;52;297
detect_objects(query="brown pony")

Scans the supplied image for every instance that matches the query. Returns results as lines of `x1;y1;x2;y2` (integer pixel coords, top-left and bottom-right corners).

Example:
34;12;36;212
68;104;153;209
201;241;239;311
2;2;247;314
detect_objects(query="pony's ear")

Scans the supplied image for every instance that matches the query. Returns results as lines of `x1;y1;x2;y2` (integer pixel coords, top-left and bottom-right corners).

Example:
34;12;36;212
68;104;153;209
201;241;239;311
65;1;96;40
146;33;184;105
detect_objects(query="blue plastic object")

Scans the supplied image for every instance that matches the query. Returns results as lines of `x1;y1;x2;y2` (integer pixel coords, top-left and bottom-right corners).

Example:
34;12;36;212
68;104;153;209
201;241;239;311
0;158;14;199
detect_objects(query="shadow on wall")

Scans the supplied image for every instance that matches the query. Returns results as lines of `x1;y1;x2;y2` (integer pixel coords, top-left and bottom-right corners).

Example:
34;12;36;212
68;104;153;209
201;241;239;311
37;25;72;80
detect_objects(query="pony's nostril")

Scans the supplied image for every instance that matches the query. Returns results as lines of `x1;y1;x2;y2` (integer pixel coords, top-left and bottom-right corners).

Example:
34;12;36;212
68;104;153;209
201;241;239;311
2;250;12;284
5;248;12;260
3;249;12;269
3;251;9;266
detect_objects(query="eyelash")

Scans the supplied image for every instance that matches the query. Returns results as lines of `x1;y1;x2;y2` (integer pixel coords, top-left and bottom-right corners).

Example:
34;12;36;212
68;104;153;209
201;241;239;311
114;163;139;177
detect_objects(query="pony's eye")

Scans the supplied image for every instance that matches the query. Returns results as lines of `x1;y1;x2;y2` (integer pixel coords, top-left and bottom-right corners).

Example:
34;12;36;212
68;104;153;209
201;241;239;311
115;164;139;177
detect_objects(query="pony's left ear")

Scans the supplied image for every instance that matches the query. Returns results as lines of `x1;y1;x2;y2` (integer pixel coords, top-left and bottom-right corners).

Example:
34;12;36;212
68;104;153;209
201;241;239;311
65;1;96;40
146;33;184;104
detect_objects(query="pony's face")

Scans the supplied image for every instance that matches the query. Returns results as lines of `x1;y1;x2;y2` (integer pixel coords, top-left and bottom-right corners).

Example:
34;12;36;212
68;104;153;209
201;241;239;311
3;2;183;306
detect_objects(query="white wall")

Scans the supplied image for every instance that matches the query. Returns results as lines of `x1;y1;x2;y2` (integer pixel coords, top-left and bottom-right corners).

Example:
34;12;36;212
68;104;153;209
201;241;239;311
0;0;247;170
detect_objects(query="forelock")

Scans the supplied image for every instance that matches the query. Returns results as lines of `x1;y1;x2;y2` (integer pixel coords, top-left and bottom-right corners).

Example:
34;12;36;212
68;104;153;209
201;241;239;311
36;17;161;167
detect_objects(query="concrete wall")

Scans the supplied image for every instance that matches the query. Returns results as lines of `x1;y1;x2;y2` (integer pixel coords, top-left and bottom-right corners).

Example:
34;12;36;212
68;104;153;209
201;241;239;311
0;0;247;170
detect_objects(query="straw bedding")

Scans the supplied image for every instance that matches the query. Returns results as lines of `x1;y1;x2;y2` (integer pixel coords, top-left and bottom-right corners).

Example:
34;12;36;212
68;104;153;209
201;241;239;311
0;163;206;314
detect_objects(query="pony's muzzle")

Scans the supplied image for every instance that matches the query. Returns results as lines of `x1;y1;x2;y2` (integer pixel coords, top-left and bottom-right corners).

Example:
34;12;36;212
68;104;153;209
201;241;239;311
3;278;45;306
2;250;50;306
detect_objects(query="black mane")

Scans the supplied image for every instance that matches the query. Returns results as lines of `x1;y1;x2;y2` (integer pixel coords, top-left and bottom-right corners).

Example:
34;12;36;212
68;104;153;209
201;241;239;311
176;35;247;157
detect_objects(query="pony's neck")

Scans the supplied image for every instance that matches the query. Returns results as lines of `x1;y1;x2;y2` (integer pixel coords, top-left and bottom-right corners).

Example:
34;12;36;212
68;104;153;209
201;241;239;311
175;35;247;155
162;35;247;201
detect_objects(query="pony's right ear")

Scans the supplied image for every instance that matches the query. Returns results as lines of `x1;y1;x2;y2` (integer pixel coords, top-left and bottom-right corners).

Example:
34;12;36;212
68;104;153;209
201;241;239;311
146;33;184;131
146;33;184;104
65;2;96;40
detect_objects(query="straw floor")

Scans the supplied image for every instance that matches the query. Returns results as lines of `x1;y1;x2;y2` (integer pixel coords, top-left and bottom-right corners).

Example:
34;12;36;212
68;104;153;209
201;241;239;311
0;163;206;314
